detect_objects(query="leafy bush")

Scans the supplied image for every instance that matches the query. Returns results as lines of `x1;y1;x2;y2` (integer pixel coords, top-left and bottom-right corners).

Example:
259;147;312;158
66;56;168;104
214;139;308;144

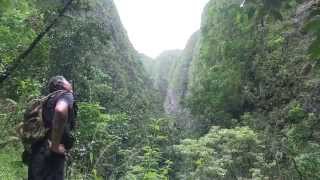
174;126;270;179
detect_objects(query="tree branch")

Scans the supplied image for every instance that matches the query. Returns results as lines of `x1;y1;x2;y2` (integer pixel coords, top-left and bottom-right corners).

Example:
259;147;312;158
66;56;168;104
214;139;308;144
0;0;74;85
292;157;304;180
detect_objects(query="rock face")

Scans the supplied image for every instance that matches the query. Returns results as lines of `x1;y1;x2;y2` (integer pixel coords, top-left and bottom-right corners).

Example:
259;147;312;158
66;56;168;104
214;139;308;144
162;32;200;134
164;31;200;115
141;31;200;133
150;50;182;102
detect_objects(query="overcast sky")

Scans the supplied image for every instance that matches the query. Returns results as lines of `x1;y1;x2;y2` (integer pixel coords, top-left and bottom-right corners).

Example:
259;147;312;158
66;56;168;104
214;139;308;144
114;0;209;58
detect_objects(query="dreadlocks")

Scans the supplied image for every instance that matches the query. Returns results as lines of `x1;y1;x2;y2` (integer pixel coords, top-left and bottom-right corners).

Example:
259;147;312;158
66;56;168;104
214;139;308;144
48;76;67;93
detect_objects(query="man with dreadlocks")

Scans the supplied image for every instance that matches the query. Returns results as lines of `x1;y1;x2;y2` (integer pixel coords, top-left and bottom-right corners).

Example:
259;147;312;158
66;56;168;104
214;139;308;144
28;76;77;180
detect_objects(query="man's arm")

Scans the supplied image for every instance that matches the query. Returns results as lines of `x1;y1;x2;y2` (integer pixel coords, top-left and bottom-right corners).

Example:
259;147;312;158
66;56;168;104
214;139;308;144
50;99;69;154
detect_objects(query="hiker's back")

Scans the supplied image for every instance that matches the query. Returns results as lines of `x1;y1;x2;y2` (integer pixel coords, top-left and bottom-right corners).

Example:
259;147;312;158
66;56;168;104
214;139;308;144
42;91;76;149
26;76;77;180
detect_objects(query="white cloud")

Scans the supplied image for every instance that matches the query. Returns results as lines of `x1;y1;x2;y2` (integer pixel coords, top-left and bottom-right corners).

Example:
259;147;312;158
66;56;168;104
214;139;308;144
114;0;209;58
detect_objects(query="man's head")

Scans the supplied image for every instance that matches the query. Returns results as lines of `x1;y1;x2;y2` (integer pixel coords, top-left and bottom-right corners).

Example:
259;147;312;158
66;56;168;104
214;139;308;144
48;76;73;93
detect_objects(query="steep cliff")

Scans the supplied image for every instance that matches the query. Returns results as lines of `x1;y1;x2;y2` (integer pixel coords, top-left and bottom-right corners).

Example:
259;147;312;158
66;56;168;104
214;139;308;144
139;30;200;133
175;0;320;179
139;53;155;76
48;0;152;114
165;31;200;114
158;32;200;134
150;50;182;101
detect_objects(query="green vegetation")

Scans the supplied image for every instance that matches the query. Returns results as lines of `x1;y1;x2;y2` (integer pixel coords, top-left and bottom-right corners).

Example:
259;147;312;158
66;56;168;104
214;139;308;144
1;0;320;179
172;0;320;179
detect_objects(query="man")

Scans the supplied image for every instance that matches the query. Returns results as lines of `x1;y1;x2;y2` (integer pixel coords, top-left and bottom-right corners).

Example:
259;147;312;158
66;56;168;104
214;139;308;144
28;76;77;180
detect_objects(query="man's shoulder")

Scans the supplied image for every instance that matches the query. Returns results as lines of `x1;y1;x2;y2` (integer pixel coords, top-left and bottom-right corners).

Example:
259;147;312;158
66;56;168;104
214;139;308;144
49;91;74;107
59;92;74;105
60;91;74;99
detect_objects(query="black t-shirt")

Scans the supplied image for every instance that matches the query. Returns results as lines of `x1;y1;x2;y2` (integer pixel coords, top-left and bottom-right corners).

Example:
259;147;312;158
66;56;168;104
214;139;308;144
42;91;76;149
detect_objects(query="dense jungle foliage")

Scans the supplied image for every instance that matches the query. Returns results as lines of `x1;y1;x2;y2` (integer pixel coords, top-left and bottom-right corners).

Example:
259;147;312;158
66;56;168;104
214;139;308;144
1;0;320;179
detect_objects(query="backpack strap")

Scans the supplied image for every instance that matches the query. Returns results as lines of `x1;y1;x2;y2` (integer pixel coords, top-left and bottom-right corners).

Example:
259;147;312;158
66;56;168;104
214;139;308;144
42;90;69;124
45;90;67;102
42;90;75;128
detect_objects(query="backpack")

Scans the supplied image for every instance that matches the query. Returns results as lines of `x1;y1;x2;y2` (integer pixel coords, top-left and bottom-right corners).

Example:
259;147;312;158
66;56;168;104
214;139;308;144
16;90;67;155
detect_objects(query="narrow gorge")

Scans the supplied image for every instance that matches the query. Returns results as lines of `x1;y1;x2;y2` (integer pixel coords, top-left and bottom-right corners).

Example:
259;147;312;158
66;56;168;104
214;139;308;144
1;0;320;179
